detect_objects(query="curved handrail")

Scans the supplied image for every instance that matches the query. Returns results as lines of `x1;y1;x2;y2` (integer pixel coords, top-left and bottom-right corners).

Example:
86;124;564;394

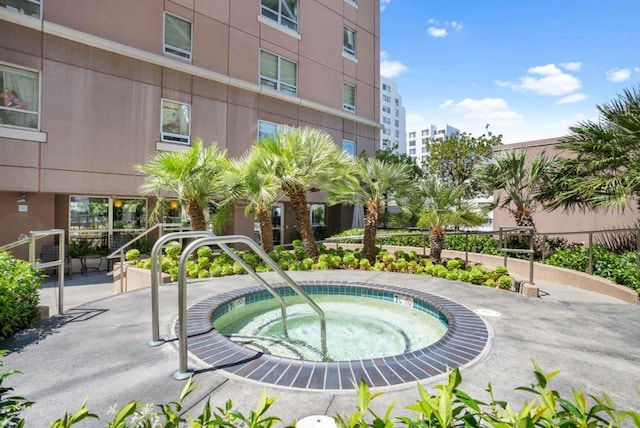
174;235;328;380
148;231;290;346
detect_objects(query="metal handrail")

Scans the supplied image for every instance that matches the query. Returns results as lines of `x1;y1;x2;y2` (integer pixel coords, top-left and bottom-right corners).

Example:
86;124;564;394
0;229;66;315
108;223;186;294
173;234;328;380
147;231;290;347
499;225;535;287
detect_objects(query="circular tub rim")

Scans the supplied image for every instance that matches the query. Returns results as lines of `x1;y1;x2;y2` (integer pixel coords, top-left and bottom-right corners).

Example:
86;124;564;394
178;280;490;391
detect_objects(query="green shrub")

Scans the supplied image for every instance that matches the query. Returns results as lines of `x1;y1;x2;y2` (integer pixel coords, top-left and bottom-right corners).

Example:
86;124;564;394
22;360;638;427
124;249;140;262
498;275;513;290
0;252;41;341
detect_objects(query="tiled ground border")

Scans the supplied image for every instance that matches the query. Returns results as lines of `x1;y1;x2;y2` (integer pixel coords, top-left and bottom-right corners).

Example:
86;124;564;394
177;281;489;391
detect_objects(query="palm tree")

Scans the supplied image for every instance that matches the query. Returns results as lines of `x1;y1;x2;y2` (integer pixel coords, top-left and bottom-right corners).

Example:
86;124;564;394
541;86;640;214
226;149;281;252
474;148;557;229
329;157;415;262
257;127;356;259
135;138;230;231
417;178;487;263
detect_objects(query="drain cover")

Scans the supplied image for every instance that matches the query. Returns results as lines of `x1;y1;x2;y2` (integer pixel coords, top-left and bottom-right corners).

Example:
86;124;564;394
473;308;501;317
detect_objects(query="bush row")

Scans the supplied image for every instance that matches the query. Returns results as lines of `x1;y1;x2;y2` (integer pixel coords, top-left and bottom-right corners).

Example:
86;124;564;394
331;230;640;291
127;241;513;290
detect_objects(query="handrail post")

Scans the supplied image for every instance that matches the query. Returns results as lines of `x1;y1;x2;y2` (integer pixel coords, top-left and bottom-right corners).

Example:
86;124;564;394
529;228;534;285
541;234;547;264
588;232;593;275
464;231;469;265
57;232;65;315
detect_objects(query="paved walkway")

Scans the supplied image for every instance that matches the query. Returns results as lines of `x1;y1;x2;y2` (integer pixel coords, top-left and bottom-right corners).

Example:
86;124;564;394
2;270;639;426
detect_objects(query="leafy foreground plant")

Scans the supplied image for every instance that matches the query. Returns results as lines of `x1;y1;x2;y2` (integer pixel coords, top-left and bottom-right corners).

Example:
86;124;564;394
3;360;633;427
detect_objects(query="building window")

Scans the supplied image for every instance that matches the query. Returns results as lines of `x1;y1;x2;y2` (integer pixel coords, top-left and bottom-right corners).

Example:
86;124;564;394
408;132;416;138
261;0;298;32
394;119;399;127
422;138;428;144
421;129;428;136
257;120;291;140
409;148;416;155
382;94;391;103
343;82;356;113
343;139;356;156
260;50;297;96
0;0;40;18
161;99;190;144
395;98;399;106
164;13;192;60
382;116;391;125
382;83;388;91
343;27;356;57
0;64;39;130
309;203;326;227
382;106;391;113
408;140;415;146
395;109;399;117
112;198;147;231
383;128;390;135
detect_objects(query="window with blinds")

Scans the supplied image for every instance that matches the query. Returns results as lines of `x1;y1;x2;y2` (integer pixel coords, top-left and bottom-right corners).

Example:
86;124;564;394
343;27;356;57
164;13;192;60
343;83;356;113
259;50;297;96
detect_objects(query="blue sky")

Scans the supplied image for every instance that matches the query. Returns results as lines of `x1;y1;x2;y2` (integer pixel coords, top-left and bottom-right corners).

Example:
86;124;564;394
380;1;640;143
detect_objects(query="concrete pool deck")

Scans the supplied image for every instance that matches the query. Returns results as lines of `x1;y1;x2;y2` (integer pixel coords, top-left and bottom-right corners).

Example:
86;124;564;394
2;270;639;426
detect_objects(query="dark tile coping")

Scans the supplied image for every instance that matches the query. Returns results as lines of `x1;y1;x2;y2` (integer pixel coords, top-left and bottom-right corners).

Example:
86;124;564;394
177;281;490;391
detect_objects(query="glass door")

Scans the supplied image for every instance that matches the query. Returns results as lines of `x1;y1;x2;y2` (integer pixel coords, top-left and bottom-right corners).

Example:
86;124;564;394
271;203;284;246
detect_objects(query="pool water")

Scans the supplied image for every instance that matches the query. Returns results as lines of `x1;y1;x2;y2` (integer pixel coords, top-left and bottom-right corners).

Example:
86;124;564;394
213;295;448;361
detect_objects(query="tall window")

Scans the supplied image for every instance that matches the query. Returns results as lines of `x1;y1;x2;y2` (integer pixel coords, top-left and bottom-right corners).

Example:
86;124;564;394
382;94;391;103
343;27;356;57
421;129;428;136
161;99;190;144
0;0;40;18
309;203;326;227
0;64;39;130
164;13;192;60
261;0;298;32
343;139;356;156
343;82;356;113
259;50;297;96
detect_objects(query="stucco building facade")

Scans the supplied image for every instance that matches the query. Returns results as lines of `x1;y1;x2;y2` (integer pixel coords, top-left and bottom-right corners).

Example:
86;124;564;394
0;0;380;256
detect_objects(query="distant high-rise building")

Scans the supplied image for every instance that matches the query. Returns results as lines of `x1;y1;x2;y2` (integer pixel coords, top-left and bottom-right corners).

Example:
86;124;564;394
380;76;406;154
406;124;460;166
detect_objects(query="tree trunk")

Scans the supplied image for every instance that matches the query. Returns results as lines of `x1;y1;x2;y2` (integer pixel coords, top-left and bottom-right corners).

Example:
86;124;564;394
288;189;319;260
257;204;274;252
430;226;444;263
362;204;379;263
187;200;207;231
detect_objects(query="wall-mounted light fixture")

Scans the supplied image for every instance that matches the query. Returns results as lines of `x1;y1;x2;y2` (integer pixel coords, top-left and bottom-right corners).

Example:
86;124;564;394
113;199;123;208
170;200;179;209
16;194;27;203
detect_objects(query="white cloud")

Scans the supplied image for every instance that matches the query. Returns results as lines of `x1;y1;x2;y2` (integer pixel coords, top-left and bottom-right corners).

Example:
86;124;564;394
606;68;632;82
556;93;587;104
428;27;448;38
380;0;391;11
635;67;640;73
426;18;463;38
439;97;522;124
561;62;582;72
406;113;427;129
497;63;582;96
380;51;408;78
451;21;464;31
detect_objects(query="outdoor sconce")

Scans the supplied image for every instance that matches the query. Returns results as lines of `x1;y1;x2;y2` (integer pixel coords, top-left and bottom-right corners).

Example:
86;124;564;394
16;194;27;203
170;200;179;209
113;199;123;208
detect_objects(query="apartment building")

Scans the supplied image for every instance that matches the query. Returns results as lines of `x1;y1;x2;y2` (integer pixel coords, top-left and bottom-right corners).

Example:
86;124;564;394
379;76;405;154
406;124;459;166
0;0;380;255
